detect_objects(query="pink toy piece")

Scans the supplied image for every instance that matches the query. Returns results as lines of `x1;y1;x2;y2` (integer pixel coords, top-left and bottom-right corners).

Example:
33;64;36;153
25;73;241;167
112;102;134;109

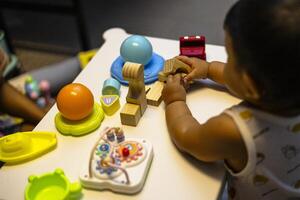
30;91;39;100
39;80;51;104
39;80;50;92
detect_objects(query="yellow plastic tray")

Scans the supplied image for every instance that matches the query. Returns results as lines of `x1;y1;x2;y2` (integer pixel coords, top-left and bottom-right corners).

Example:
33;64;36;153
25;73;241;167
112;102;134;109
0;131;57;165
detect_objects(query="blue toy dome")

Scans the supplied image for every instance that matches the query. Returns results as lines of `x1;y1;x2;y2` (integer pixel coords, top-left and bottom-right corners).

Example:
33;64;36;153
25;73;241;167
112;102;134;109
120;35;153;65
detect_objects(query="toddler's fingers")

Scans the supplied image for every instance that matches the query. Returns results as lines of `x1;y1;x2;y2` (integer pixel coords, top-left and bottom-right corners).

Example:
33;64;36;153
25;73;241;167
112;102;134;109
167;74;174;83
176;56;193;66
184;70;198;82
173;73;182;83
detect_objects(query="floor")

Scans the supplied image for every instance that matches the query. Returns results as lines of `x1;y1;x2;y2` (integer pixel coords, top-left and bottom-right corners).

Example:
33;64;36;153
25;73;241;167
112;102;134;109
2;0;237;71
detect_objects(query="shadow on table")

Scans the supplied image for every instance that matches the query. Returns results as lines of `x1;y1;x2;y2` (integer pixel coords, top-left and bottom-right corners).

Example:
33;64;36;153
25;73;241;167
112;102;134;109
0;161;4;169
188;79;228;93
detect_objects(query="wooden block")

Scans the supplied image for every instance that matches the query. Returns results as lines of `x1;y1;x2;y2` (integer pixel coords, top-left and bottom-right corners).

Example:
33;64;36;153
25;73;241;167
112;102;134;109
120;103;141;126
162;58;192;76
126;90;147;114
146;81;164;106
158;72;167;82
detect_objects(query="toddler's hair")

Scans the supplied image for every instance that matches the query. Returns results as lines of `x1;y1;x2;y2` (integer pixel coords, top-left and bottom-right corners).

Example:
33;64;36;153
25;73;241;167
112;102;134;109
224;0;300;113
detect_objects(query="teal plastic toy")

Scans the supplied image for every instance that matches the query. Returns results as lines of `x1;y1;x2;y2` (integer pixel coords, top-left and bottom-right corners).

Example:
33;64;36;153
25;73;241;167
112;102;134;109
102;78;121;96
25;168;82;200
120;35;153;65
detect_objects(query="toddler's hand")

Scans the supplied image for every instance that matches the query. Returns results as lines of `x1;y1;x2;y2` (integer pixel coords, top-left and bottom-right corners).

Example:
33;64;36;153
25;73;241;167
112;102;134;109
176;56;209;83
162;74;186;106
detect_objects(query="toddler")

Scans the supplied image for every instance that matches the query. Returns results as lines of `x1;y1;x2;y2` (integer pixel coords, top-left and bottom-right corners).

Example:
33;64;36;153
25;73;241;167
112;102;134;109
162;0;300;199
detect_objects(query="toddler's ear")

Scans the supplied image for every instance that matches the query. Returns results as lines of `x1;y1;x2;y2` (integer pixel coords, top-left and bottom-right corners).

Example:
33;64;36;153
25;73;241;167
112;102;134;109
242;72;260;100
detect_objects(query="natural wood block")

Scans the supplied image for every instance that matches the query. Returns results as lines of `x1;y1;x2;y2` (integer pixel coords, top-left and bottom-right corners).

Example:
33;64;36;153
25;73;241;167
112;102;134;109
120;103;141;126
163;58;192;75
126;91;147;114
146;81;164;106
158;72;167;82
158;58;192;82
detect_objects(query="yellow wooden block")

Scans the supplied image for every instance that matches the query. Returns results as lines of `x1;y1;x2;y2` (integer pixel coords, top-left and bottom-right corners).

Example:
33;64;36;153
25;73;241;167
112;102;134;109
120;103;141;126
146;81;164;106
100;95;120;116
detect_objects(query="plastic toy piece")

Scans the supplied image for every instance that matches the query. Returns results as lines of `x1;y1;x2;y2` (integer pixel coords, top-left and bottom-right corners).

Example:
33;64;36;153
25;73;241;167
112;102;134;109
179;35;206;60
78;48;98;68
0;131;57;165
25;76;54;108
120;35;153;66
100;95;120;116
79;127;153;194
111;53;164;85
146;81;164;106
25;168;82;200
120;62;147;126
57;83;94;121
158;58;192;82
102;78;121;96
55;103;105;136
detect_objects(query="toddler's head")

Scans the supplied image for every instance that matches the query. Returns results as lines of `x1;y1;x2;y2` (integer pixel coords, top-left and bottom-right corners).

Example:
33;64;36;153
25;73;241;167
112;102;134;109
223;0;300;114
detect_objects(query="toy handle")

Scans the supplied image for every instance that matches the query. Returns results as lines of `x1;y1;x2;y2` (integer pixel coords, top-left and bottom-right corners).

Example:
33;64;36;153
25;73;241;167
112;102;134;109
68;182;82;200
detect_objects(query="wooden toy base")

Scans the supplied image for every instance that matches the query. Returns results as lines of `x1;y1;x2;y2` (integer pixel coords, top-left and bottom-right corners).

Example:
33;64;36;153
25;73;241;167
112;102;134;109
55;103;105;136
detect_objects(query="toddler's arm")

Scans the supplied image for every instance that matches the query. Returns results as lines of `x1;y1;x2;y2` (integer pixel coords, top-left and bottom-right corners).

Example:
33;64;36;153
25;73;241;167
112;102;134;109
163;74;247;170
0;81;46;124
176;56;226;85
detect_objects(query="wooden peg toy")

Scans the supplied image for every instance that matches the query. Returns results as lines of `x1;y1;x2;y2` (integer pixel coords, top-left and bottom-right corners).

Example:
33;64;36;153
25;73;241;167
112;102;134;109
120;62;147;126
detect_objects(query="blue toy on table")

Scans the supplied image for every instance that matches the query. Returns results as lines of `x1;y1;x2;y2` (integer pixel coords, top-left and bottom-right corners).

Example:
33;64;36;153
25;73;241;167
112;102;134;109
111;35;164;85
120;35;153;65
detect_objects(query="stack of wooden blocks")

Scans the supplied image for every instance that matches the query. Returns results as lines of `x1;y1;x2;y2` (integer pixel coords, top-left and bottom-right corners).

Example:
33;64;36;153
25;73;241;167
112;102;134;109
120;58;192;126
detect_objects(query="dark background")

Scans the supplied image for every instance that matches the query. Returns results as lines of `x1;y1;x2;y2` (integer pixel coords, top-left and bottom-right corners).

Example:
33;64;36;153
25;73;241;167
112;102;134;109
1;0;237;54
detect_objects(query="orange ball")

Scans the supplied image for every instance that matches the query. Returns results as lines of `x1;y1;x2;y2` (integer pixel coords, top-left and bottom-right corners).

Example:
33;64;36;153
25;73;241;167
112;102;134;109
57;83;94;120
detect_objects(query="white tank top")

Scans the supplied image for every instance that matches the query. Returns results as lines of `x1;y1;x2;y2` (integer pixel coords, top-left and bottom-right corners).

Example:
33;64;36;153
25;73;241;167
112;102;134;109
224;103;300;200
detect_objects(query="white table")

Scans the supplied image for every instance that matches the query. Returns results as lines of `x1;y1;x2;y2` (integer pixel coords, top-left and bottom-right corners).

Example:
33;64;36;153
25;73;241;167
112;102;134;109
0;28;241;200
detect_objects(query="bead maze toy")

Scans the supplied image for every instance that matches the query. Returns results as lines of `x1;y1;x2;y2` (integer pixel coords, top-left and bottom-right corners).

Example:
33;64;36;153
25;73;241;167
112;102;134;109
179;35;206;60
25;76;53;108
55;83;105;136
0;131;57;165
120;62;147;126
111;35;164;85
25;168;82;200
100;78;121;116
79;127;153;194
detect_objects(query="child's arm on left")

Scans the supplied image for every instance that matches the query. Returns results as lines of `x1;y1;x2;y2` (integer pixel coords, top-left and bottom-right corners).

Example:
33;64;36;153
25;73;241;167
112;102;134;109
0;82;46;124
163;74;247;169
